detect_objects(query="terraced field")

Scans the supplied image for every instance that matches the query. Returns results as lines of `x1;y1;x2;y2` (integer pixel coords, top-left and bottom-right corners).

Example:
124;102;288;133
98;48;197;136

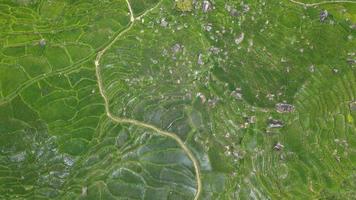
0;0;355;199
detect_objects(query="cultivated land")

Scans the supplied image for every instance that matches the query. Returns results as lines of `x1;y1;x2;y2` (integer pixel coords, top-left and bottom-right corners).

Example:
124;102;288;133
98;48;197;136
0;0;355;199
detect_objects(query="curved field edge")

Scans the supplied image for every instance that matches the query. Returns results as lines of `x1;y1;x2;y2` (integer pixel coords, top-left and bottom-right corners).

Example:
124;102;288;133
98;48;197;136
0;0;355;200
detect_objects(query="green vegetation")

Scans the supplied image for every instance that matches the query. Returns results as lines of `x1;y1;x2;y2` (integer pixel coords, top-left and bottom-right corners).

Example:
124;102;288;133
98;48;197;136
0;0;355;199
